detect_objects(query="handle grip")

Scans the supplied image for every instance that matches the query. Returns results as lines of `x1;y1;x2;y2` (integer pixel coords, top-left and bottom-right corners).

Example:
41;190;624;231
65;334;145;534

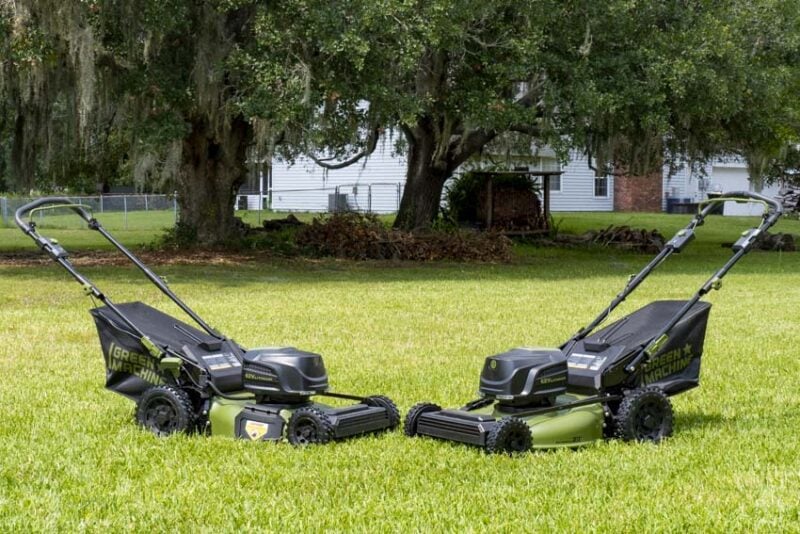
14;197;94;233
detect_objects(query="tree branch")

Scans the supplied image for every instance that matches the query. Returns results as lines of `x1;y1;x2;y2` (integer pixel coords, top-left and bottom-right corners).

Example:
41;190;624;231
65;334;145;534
307;126;381;170
450;127;498;169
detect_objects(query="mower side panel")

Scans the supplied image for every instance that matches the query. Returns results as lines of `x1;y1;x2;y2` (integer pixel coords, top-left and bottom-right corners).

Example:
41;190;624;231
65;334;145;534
209;398;393;441
526;404;604;449
209;397;250;438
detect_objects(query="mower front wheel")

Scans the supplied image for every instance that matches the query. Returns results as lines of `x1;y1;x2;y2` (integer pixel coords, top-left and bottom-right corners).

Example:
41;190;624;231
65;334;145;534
614;387;673;443
287;407;334;446
403;402;442;437
364;395;401;430
485;417;532;455
136;385;195;437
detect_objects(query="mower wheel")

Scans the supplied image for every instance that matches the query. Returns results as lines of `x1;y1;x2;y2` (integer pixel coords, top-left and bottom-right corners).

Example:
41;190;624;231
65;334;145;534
136;385;195;437
614;387;673;443
485;417;532;455
403;402;442;437
287;407;334;446
364;395;401;430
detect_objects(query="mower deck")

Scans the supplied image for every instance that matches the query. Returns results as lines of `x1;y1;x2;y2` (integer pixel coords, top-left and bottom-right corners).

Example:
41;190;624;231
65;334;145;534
210;396;396;442
415;395;605;450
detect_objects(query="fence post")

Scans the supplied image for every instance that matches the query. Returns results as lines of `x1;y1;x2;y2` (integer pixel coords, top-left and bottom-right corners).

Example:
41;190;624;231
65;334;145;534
368;185;372;213
173;192;178;222
100;195;103;213
1;197;7;227
123;196;128;229
144;194;148;211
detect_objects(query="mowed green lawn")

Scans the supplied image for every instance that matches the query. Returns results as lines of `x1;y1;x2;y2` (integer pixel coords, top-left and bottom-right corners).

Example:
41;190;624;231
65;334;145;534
1;212;799;531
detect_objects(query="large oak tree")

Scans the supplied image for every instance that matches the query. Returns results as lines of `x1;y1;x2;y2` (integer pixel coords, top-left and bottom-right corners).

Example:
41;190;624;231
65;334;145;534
287;0;800;229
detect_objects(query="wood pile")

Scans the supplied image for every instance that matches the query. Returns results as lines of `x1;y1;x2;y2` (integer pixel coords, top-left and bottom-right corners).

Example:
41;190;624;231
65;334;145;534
754;231;796;251
580;225;665;253
296;212;513;262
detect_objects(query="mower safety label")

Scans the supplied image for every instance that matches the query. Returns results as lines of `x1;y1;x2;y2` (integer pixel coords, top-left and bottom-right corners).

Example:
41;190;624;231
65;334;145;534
201;352;241;371
567;353;607;371
244;420;270;440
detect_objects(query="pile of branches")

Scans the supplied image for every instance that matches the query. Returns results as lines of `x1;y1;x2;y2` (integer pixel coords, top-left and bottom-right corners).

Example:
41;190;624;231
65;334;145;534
555;225;666;253
755;231;797;251
296;213;512;262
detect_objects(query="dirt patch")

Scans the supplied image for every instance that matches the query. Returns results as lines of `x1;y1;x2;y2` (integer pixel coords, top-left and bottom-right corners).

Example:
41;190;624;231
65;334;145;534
0;249;261;267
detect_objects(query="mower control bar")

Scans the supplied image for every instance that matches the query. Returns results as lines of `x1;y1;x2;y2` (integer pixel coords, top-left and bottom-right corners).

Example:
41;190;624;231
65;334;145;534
623;190;782;373
564;190;781;356
15;197;224;345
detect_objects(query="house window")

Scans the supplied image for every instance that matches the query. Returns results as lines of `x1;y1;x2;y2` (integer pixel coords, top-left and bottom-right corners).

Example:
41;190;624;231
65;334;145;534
549;174;561;192
594;176;609;197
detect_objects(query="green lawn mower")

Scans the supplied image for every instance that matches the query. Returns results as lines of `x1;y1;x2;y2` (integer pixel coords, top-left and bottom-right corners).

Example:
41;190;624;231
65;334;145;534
16;198;399;445
404;191;782;454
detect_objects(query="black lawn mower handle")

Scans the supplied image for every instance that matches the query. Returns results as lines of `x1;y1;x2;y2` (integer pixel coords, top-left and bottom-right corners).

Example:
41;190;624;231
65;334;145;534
702;190;783;219
15;196;223;340
565;189;783;360
14;197;93;234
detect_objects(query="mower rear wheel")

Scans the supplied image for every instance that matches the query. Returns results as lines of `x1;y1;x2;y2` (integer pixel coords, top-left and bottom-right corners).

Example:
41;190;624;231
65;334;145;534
485;417;532;455
287;407;334;446
614;387;673;443
136;385;195;437
364;395;401;430
403;402;442;437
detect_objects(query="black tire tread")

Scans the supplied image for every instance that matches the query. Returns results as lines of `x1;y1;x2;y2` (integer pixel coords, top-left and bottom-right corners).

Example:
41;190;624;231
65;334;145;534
364;395;401;430
286;407;334;446
135;385;195;437
485;416;532;455
403;402;442;437
613;386;674;443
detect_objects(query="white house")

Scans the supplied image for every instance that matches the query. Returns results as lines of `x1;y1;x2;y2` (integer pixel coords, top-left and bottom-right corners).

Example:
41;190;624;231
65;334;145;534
662;158;782;216
238;135;779;215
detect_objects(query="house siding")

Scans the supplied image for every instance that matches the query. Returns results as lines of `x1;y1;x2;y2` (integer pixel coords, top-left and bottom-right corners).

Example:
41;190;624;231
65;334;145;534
268;140;407;213
549;151;614;212
265;146;614;213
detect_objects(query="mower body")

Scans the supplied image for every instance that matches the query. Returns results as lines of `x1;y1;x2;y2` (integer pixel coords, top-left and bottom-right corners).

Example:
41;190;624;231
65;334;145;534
90;301;398;443
410;300;711;450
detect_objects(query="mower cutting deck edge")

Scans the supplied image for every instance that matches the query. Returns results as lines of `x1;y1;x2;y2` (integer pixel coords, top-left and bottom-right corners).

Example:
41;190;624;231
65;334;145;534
15;198;399;445
405;191;783;454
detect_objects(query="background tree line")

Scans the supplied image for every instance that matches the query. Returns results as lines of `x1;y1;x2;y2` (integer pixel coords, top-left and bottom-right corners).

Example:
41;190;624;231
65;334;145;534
1;0;799;243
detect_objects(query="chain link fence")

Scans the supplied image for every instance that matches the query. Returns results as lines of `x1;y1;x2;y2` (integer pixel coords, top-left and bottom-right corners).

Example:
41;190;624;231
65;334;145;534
2;184;406;230
0;194;178;229
237;182;404;214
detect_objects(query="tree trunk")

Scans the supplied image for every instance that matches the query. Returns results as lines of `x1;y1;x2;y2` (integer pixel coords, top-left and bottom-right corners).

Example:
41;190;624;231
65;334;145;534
393;125;451;231
393;118;496;231
177;116;252;244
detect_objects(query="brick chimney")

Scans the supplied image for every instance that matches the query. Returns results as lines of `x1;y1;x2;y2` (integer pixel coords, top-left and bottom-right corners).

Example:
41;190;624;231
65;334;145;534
613;170;663;212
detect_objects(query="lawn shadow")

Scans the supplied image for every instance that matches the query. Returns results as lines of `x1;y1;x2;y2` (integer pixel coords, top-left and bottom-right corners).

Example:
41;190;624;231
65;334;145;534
674;411;726;432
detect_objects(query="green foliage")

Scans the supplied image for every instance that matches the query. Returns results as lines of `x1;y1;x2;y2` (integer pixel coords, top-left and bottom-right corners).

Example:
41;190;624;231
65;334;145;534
156;221;199;250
